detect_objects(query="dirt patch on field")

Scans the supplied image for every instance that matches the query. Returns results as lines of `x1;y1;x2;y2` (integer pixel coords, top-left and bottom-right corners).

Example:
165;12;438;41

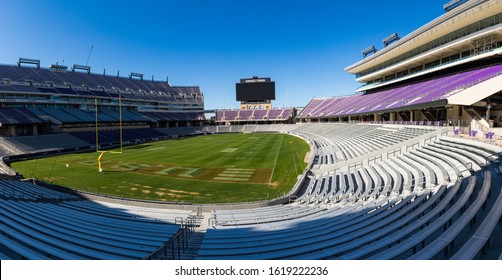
130;188;138;191
197;168;226;180
168;189;200;196
142;190;151;194
248;169;272;184
304;152;312;163
267;182;280;190
155;192;166;197
143;186;152;189
166;193;187;199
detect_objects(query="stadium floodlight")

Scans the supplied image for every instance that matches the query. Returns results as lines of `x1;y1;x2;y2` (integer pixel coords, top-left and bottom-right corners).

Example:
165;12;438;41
129;72;144;81
362;46;377;58
443;0;469;12
18;58;40;68
72;64;91;74
383;33;400;47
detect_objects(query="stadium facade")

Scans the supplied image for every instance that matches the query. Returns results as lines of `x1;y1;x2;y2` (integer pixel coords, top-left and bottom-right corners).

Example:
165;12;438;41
0;59;205;137
297;0;502;133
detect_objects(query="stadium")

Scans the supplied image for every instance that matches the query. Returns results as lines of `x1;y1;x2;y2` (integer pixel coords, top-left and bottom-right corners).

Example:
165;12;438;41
1;0;502;260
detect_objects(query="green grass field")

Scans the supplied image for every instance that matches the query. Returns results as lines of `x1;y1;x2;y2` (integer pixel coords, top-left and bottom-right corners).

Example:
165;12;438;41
11;133;310;204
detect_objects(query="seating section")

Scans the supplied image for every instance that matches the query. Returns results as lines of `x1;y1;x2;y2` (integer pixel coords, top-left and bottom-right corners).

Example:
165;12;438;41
0;179;190;260
216;108;293;122
0;108;46;125
0;64;205;126
69;129;170;146
142;111;205;122
297;64;502;119
0;65;203;104
24;108;203;125
7;134;91;153
0;127;207;155
0;180;78;201
155;126;206;137
196;124;502;260
1;123;502;260
284;123;438;164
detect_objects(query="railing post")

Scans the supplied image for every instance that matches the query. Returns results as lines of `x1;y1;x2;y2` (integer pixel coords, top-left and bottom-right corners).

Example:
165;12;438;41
177;238;181;260
171;239;175;260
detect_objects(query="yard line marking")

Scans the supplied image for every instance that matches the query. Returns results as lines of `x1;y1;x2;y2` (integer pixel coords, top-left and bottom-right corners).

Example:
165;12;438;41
292;154;298;173
227;168;255;171
214;177;250;182
217;173;251;178
223;171;255;174
269;134;284;184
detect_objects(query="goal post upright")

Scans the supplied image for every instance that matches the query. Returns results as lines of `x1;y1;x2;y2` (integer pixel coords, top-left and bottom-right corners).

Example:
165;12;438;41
95;98;100;152
119;94;123;154
95;95;124;172
98;151;105;173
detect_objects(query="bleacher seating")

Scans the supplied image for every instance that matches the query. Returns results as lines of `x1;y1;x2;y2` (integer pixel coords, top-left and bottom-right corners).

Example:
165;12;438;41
0;127;206;155
195;124;502;260
6;134;91;153
0;108;46;125
0;179;78;201
298;64;502;119
142;111;205;122
0;65;203;104
0;64;205;127
69;128;167;146
2;123;502;260
0;179;190;260
27;107;144;125
215;108;293;122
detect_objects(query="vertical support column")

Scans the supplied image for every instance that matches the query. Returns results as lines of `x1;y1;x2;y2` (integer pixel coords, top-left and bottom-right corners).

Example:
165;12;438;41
446;106;454;122
8;126;16;137
396;112;404;122
415;110;425;122
32;125;38;136
447;105;461;127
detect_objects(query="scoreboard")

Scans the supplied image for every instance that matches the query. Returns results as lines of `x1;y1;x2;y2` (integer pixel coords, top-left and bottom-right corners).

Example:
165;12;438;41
236;77;275;102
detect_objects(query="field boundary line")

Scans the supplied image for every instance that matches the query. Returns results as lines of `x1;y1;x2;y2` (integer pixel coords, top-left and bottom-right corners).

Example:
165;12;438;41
269;134;284;184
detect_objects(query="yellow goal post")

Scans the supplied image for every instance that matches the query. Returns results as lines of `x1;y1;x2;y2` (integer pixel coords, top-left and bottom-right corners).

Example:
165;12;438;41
95;95;123;172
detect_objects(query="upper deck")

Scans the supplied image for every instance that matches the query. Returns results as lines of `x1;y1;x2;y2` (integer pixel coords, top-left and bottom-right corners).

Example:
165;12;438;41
346;0;502;87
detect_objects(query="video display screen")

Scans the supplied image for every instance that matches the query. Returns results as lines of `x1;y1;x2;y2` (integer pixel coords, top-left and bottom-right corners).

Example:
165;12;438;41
236;81;275;101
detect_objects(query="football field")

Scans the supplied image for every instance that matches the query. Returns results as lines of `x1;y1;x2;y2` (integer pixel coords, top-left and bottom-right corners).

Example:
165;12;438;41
11;133;310;204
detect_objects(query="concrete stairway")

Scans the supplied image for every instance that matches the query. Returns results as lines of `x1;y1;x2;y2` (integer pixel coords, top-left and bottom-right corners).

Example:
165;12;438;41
178;213;210;260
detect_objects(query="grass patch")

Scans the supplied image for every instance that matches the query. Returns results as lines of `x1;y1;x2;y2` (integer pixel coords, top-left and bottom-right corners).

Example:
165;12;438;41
11;133;310;204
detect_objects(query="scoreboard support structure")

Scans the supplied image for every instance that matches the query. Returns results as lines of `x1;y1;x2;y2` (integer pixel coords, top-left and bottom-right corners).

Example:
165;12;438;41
236;76;275;110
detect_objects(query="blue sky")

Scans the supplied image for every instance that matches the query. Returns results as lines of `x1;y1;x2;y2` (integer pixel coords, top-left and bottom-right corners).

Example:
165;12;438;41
0;0;445;110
